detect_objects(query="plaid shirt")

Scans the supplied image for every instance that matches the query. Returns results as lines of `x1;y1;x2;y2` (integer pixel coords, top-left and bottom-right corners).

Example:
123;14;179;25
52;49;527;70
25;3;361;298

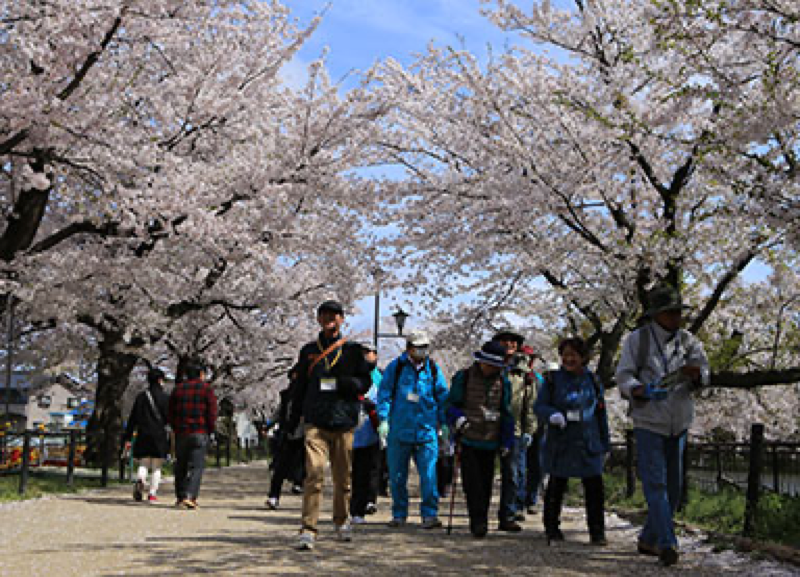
168;379;218;436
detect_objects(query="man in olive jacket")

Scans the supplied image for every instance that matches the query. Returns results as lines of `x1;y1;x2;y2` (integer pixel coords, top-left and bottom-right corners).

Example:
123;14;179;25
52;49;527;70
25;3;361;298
289;300;372;551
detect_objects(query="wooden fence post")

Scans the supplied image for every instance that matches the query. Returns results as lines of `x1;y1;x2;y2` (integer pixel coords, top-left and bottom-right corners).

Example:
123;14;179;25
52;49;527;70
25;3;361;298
743;423;765;537
771;445;780;493
625;429;636;498
18;430;31;495
66;430;77;486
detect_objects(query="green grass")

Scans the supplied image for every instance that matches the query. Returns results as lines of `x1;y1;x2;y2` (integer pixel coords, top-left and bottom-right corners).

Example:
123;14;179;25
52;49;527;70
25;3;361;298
0;473;125;503
597;469;800;549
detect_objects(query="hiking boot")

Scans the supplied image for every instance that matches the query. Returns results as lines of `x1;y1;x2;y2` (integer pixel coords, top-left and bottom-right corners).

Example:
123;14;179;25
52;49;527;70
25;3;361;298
470;522;488;539
365;502;378;515
133;480;144;502
351;516;366;525
335;522;353;542
295;532;315;551
266;497;279;510
659;547;679;567
637;540;660;557
498;519;523;532
387;518;407;528
422;517;443;530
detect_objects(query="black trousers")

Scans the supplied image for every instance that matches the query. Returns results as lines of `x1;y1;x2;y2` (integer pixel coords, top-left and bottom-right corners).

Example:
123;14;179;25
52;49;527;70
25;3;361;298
543;474;605;537
459;445;498;529
350;442;380;516
525;429;543;506
268;437;305;499
437;453;454;496
174;433;208;501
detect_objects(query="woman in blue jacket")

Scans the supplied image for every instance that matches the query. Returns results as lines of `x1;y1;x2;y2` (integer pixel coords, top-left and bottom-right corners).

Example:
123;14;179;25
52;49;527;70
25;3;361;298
534;337;610;545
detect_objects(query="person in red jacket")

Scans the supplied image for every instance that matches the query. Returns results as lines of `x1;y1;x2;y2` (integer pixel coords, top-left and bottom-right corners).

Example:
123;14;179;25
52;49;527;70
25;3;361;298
168;361;218;509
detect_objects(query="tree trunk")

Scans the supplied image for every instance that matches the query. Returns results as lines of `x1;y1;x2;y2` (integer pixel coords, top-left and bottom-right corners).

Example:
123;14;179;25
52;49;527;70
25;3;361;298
84;329;139;465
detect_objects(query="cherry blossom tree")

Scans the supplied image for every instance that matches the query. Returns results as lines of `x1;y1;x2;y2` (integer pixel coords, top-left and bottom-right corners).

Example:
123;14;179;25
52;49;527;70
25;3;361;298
1;1;386;453
365;0;800;438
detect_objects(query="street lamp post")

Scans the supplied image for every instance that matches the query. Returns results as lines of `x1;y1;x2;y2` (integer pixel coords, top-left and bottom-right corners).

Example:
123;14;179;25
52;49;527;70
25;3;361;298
373;293;409;350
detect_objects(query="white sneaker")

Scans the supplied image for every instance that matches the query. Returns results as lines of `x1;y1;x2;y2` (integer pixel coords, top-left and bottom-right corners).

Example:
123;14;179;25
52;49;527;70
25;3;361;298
295;532;315;551
350;516;366;525
335;522;353;542
365;502;377;515
266;497;278;510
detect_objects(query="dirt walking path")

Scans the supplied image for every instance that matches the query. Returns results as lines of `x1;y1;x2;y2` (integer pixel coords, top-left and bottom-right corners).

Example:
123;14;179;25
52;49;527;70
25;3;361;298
1;462;797;576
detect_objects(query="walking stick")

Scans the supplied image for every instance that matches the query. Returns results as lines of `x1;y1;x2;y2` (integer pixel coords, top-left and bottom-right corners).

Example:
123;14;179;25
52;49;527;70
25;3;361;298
446;434;462;535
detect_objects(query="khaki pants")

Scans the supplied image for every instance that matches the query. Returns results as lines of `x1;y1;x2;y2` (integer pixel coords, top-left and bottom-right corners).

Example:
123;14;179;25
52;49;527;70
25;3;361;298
301;425;354;534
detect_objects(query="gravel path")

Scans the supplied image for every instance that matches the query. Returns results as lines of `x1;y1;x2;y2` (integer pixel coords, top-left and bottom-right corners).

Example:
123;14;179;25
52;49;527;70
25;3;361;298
1;462;797;576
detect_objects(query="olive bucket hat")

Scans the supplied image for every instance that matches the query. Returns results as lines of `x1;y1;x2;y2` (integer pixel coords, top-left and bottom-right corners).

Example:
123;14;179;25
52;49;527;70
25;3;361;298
646;284;690;317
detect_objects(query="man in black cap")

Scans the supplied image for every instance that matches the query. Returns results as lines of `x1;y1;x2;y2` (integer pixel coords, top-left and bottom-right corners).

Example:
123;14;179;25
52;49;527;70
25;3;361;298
289;300;372;551
616;284;708;567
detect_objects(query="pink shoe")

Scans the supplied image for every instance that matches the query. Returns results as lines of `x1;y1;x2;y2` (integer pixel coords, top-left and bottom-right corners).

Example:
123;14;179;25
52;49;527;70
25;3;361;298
148;495;158;503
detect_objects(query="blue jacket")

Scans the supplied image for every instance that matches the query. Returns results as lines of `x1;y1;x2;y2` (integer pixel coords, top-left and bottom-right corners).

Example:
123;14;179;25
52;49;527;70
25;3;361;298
353;368;382;448
377;353;449;445
534;368;610;478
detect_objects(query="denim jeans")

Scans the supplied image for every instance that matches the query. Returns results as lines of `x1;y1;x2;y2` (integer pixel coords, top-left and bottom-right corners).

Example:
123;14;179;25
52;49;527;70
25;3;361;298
174;433;209;501
499;436;526;521
635;428;686;549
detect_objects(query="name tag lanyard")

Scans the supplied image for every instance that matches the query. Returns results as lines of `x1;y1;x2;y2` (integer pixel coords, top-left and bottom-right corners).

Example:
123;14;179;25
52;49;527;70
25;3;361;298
316;337;343;374
407;360;428;403
649;326;682;373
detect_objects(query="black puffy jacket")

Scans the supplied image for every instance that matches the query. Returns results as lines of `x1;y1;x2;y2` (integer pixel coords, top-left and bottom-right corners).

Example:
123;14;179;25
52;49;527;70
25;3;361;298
290;333;372;431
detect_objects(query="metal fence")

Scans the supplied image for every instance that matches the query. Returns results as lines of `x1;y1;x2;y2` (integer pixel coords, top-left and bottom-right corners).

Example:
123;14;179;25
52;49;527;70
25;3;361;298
605;424;800;536
0;428;269;496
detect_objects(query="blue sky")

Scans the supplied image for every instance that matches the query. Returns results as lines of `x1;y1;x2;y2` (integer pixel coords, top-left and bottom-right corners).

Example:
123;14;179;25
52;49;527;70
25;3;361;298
285;0;510;83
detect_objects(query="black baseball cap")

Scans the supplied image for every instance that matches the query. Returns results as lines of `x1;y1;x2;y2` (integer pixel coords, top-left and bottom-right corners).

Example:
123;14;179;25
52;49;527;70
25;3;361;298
317;300;345;315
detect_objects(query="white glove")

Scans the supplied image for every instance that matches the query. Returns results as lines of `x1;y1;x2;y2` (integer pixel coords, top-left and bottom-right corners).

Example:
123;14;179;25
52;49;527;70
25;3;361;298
549;413;567;429
377;421;389;448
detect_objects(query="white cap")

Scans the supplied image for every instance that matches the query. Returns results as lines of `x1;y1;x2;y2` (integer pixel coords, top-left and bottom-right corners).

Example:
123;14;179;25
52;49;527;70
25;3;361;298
405;331;430;347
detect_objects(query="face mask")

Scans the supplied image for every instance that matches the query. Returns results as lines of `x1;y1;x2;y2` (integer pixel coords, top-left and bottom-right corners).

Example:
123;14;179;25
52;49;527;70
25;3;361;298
408;347;429;363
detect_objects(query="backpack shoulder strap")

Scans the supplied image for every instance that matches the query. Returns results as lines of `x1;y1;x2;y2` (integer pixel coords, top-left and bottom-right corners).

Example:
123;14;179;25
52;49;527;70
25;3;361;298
144;390;165;425
307;337;348;376
391;359;405;403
